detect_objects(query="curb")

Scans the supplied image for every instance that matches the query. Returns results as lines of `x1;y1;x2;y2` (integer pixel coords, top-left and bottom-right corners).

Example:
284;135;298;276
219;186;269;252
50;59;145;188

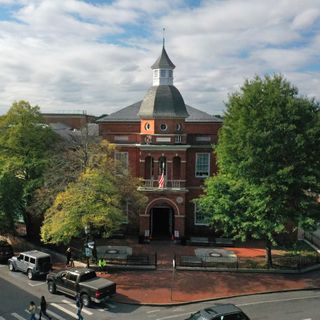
176;263;320;274
111;287;320;306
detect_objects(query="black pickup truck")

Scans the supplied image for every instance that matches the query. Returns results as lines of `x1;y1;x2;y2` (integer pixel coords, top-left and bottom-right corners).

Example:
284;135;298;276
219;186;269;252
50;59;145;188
46;268;116;307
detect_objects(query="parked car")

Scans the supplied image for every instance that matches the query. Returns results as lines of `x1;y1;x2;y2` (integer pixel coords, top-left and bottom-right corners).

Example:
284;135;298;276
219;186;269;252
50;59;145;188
46;268;116;307
185;304;250;320
0;240;13;263
8;250;52;280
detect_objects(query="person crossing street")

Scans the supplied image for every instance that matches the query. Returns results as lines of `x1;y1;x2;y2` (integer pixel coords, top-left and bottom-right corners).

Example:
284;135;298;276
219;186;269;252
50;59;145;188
28;301;37;320
39;296;52;320
76;293;84;320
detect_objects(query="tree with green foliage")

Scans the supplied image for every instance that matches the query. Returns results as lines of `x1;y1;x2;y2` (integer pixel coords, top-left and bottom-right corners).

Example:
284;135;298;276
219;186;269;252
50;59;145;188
41;141;147;244
0;101;57;238
197;75;320;267
27;141;83;222
28;116;101;236
0;172;24;233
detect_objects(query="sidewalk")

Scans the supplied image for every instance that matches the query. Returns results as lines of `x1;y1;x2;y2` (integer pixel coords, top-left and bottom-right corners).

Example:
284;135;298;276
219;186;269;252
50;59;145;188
87;238;320;305
99;268;320;305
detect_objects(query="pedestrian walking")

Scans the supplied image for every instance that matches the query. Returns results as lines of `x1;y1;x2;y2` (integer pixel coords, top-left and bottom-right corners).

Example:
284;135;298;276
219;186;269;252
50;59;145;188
76;293;84;320
66;247;72;266
39;296;52;320
28;301;37;320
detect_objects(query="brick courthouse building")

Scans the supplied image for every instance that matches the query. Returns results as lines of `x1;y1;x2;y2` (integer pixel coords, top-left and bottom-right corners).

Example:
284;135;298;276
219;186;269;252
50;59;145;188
97;46;222;240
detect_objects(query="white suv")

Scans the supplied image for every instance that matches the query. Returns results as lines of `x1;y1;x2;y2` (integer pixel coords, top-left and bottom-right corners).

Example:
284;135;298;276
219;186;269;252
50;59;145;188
8;250;52;280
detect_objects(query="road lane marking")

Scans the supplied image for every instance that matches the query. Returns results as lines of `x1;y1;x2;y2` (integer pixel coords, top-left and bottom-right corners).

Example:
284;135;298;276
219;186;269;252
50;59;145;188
62;299;93;315
172;307;184;312
50;303;77;319
155;294;320;320
237;294;320;307
11;313;26;320
47;309;68;320
28;281;45;287
147;309;161;313
156;312;191;320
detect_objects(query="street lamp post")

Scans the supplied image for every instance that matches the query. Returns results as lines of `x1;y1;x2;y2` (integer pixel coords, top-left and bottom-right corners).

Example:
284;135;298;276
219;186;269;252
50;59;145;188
84;225;91;268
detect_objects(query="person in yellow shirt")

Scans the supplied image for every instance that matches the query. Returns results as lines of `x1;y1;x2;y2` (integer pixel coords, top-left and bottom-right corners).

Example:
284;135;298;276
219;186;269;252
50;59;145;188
98;258;107;271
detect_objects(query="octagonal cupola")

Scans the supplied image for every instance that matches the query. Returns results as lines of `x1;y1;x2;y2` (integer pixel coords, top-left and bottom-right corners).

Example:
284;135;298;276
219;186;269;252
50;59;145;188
138;44;189;120
151;45;175;86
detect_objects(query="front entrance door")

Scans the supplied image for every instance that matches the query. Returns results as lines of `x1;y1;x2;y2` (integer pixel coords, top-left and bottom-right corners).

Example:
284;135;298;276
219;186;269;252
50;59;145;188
150;207;173;239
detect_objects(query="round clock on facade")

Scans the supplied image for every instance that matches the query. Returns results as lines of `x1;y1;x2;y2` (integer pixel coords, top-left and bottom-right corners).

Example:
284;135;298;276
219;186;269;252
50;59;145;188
176;196;183;204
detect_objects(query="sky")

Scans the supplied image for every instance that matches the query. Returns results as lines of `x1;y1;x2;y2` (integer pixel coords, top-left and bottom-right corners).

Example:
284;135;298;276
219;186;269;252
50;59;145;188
0;0;319;116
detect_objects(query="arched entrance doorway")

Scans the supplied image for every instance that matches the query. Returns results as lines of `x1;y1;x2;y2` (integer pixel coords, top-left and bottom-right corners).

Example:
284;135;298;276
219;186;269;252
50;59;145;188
150;204;174;239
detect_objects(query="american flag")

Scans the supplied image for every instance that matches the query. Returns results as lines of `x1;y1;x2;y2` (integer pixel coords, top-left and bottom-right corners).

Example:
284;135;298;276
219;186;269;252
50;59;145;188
158;171;165;188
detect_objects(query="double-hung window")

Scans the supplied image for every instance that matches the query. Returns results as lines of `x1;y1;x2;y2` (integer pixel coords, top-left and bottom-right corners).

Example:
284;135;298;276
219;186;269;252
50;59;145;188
122;200;129;224
195;153;210;177
115;151;128;173
194;204;210;226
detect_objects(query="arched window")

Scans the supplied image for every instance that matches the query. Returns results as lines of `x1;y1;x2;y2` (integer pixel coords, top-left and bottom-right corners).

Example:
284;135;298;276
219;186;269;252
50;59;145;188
144;156;154;179
172;156;181;180
158;156;166;175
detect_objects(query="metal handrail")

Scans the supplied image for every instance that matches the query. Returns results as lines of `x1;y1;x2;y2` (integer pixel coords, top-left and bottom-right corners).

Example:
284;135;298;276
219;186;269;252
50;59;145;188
139;179;186;189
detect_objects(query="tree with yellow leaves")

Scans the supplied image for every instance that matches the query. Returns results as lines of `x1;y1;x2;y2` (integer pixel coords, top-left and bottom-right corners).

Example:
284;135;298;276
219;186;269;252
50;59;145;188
41;141;146;244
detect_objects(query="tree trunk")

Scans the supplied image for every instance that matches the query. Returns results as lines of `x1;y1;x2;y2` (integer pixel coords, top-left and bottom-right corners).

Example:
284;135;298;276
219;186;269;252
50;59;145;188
265;239;273;268
23;209;41;242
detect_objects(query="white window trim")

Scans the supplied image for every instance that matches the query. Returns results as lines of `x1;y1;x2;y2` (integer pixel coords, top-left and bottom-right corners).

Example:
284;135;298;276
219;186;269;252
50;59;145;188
195;152;210;178
194;203;210;226
160;123;167;131
115;151;129;168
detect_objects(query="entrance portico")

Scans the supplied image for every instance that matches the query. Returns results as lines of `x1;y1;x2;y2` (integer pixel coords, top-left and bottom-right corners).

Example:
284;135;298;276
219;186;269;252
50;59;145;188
139;197;185;240
150;205;174;239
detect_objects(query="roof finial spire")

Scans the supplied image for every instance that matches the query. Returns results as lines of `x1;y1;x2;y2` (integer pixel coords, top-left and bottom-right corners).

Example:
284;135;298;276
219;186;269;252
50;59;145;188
162;27;165;48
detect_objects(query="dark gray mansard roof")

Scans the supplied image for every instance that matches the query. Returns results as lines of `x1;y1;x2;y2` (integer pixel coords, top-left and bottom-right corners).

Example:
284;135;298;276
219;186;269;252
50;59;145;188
151;47;175;69
97;101;222;123
138;85;189;119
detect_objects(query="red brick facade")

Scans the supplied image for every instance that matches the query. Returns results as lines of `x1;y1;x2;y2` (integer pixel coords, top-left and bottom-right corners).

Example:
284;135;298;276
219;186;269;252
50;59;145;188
98;117;222;239
42;113;96;130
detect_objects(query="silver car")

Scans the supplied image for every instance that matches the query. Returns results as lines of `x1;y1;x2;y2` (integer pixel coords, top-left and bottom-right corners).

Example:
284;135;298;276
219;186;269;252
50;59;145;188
8;250;52;280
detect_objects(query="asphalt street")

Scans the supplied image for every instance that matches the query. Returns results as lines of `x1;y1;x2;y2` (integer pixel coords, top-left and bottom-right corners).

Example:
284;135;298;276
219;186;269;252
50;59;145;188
1;264;320;320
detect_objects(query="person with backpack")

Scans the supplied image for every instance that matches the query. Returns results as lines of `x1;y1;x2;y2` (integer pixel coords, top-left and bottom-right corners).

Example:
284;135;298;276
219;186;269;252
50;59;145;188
39;296;52;320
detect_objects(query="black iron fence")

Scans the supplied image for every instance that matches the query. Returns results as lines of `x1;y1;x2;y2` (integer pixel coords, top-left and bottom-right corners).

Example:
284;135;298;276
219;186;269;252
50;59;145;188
175;253;320;270
104;253;157;267
304;231;320;248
